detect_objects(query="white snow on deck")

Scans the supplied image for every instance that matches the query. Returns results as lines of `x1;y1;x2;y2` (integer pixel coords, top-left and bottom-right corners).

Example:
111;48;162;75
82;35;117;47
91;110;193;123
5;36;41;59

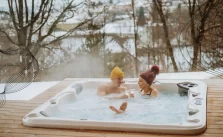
0;81;59;101
157;71;214;80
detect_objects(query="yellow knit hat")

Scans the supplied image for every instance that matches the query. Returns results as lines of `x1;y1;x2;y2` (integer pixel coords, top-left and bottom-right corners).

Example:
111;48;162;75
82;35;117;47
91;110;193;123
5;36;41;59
110;67;124;79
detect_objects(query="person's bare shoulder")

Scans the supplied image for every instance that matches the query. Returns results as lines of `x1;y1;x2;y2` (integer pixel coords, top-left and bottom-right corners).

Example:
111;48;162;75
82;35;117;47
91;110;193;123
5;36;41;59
151;88;159;97
97;83;109;96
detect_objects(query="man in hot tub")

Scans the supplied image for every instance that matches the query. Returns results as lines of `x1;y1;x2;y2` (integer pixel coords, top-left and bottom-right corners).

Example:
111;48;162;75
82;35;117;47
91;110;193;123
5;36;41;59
138;65;160;97
97;66;134;114
97;66;134;99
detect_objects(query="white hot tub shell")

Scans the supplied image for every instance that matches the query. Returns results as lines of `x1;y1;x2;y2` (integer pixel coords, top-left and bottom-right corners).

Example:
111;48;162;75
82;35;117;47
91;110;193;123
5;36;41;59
23;79;207;135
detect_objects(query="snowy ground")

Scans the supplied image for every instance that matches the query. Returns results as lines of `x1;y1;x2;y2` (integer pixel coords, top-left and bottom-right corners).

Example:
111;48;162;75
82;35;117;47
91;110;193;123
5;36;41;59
157;71;214;80
0;72;215;101
0;81;59;101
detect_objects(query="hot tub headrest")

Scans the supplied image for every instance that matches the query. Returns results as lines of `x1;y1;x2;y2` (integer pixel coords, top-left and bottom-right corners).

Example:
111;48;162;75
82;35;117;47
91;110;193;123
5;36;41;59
71;83;83;94
177;82;198;96
177;82;198;89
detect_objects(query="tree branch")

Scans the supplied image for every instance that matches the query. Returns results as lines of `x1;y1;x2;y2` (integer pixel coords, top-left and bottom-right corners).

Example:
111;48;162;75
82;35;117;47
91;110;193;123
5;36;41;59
31;0;54;35
0;29;18;45
27;0;35;47
24;0;29;23
7;0;19;31
23;0;47;28
0;47;19;55
41;13;100;47
38;0;83;43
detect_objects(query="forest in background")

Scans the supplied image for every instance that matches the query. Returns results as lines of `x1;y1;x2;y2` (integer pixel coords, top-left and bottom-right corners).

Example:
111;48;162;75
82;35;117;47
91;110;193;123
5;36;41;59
0;0;222;82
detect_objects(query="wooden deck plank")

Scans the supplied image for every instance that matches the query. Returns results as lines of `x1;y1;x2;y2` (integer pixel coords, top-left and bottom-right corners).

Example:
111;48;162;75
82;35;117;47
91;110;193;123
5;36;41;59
0;134;74;137
3;133;223;137
0;79;223;137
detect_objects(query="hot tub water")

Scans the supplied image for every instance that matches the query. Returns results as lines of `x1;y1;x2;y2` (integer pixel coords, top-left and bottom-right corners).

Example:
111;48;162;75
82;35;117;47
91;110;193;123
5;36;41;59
50;88;188;124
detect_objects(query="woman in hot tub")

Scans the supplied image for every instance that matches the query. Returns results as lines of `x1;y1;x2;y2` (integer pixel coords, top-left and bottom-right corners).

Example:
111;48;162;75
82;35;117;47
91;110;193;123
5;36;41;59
138;65;160;97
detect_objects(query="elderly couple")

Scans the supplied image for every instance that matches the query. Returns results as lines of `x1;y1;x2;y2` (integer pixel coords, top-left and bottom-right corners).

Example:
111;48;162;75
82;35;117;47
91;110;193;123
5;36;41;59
97;65;160;114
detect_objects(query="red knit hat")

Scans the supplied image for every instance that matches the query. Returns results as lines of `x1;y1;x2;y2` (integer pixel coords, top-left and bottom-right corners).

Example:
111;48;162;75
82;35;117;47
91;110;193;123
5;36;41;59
139;65;160;85
151;65;160;74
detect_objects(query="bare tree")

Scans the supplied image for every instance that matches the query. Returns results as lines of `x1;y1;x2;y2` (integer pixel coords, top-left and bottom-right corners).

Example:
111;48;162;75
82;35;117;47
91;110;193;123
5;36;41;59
0;0;101;57
137;6;146;26
187;0;216;71
0;0;102;104
152;0;178;72
131;0;139;76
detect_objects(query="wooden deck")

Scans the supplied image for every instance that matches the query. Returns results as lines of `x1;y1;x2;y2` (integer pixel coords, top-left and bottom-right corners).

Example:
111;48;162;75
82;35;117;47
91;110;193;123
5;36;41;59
1;78;223;137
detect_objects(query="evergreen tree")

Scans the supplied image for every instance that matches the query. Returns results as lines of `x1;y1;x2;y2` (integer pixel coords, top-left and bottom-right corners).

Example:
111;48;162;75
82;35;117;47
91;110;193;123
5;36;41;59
137;6;146;26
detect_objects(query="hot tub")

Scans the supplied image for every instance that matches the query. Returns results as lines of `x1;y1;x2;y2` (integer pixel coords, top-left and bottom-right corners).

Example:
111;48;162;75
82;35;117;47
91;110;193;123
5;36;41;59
23;79;207;135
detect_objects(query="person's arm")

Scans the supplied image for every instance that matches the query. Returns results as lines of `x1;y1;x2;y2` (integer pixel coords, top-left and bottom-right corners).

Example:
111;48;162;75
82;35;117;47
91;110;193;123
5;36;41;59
117;86;127;93
108;93;129;99
97;91;106;96
108;90;134;99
